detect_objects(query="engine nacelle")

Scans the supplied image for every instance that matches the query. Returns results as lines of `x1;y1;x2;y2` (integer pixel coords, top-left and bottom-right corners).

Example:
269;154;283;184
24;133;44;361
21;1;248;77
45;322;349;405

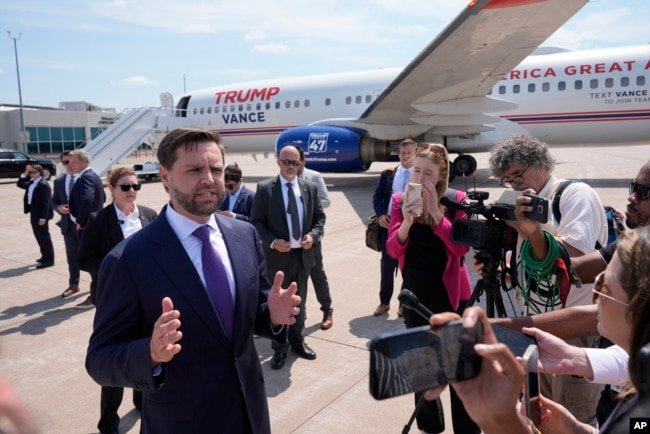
275;125;392;172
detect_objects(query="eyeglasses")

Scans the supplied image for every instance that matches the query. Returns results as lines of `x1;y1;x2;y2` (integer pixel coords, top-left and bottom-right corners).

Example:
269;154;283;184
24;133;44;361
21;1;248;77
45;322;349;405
629;182;650;201
61;160;70;165
116;183;141;192
280;159;301;167
592;271;629;306
499;166;529;188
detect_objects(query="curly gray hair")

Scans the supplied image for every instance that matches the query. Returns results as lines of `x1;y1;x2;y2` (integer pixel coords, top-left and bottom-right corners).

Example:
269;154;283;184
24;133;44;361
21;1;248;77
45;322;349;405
489;134;555;177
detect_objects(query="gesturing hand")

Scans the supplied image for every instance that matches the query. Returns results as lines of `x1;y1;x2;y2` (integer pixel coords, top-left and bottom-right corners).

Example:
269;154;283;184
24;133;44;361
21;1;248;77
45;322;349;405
150;297;182;365
268;271;301;326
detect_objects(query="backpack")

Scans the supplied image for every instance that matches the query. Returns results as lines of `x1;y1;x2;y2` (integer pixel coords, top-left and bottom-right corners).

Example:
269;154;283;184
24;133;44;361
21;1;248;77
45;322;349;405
551;180;625;247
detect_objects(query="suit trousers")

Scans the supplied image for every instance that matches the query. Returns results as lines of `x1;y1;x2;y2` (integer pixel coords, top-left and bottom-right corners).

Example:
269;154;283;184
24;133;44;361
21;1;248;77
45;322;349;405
378;228;398;305
31;220;54;263
62;228;80;285
98;386;142;433
271;249;310;351
309;243;332;312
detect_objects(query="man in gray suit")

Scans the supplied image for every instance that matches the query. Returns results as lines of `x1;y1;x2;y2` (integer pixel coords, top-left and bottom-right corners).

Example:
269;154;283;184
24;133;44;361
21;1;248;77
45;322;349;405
251;145;326;369
297;147;334;330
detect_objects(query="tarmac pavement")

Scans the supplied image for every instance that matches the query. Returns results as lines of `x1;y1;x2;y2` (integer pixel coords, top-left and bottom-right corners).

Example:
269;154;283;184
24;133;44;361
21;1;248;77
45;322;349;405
0;143;647;433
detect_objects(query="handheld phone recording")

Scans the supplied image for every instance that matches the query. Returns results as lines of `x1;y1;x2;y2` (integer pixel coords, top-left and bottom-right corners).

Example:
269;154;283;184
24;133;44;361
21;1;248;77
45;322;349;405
406;183;423;217
522;345;541;427
368;320;483;400
523;193;549;223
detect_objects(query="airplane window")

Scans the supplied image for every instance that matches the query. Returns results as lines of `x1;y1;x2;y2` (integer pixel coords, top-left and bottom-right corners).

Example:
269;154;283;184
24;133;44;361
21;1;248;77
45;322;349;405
305;99;310;108
528;83;535;93
574;80;583;90
285;101;291;109
325;98;331;106
193;108;197;115
542;82;550;92
238;105;243;112
498;85;506;95
355;95;362;104
215;106;219;113
637;76;646;86
605;78;614;88
558;81;566;91
365;95;371;103
275;102;281;109
294;100;300;108
590;79;598;89
207;107;212;114
621;77;629;87
346;96;352;104
200;107;204;115
230;105;236;112
513;84;520;94
266;102;271;110
246;104;252;111
256;103;261;110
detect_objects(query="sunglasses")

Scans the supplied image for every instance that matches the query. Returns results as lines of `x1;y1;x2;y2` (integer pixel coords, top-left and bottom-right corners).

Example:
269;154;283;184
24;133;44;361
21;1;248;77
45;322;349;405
592;271;629;306
280;159;301;167
629;182;650;201
116;183;141;192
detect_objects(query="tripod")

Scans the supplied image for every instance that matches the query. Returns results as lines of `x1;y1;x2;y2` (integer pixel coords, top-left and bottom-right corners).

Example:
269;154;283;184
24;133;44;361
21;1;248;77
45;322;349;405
467;249;508;318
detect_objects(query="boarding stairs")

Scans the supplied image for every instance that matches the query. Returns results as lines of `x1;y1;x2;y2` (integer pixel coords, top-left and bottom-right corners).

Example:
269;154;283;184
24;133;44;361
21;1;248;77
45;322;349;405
84;107;172;177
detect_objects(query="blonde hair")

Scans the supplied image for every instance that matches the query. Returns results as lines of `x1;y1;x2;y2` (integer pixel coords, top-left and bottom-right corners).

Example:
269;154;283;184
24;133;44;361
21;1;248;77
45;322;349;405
413;143;450;223
106;166;136;187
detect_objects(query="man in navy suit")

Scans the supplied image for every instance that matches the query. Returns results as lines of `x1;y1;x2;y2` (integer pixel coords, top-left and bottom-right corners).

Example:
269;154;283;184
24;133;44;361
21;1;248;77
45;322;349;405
67;149;106;307
17;164;55;268
86;128;301;434
51;151;82;297
250;145;326;369
219;163;255;221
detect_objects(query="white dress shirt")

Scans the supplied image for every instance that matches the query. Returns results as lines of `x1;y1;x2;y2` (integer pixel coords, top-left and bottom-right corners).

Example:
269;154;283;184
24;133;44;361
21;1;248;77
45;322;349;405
115;203;142;240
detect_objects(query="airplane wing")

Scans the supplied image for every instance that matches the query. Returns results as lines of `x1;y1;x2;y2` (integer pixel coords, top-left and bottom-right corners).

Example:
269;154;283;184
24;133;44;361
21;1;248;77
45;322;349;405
353;0;588;140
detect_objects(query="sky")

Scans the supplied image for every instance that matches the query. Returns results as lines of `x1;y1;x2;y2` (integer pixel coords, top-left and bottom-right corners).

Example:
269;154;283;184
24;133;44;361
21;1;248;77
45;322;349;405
0;0;648;112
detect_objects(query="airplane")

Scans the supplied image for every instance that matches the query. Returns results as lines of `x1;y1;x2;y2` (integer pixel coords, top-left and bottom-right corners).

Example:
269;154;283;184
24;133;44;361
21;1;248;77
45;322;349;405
90;0;650;177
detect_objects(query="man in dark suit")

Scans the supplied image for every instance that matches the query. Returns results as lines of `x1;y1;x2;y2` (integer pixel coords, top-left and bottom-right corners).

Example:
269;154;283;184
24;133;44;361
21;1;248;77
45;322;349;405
86;128;300;434
67;149;106;307
250;144;326;369
372;139;416;316
219;162;255;221
17;164;55;268
52;151;82;297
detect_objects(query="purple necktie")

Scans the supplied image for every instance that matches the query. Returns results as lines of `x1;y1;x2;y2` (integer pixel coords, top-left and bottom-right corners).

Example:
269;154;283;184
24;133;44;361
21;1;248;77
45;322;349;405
193;225;234;339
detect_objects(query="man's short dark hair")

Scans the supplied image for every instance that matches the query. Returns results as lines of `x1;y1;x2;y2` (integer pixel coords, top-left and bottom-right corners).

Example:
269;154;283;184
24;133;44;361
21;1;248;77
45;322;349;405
157;128;224;169
224;163;242;182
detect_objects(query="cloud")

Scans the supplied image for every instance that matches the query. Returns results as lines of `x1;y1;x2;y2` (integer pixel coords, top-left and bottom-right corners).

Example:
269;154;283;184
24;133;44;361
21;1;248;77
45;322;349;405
0;68;4;75
252;43;289;54
111;76;159;86
245;30;266;41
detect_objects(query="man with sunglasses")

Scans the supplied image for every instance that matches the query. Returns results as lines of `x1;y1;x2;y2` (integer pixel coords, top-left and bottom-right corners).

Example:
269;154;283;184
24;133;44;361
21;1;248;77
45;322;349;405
52;151;82;296
219;163;255;222
251;144;326;369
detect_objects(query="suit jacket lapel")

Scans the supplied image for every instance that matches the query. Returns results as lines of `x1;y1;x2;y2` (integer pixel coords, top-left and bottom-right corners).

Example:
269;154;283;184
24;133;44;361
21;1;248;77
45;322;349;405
273;177;290;234
298;179;311;235
149;211;230;347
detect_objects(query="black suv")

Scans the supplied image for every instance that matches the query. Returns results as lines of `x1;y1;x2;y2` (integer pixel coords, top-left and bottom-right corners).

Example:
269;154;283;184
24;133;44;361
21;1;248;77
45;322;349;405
0;149;57;180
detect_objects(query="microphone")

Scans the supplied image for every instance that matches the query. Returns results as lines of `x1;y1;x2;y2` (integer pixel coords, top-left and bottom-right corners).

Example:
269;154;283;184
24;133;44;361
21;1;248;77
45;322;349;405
398;289;434;321
440;196;469;214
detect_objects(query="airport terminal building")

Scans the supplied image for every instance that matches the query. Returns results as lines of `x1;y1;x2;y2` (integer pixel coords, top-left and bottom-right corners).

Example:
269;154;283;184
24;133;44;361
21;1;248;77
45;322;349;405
0;102;119;156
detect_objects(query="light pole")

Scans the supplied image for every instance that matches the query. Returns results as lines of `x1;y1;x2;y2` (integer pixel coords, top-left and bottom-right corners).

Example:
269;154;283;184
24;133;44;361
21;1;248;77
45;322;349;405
7;30;27;153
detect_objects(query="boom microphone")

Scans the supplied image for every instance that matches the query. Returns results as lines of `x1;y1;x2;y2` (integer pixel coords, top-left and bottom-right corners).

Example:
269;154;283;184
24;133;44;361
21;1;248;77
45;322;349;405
398;289;434;321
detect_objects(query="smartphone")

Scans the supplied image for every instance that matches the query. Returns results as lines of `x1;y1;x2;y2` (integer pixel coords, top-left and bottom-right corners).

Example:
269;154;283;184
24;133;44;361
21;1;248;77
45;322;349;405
522;345;541;427
406;183;423;217
368;320;483;400
492;325;537;358
523;193;549;224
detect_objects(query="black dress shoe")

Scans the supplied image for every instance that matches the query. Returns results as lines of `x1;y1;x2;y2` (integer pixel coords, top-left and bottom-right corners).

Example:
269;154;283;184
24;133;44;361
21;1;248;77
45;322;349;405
270;351;286;370
291;343;316;360
36;262;54;269
36;257;44;263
